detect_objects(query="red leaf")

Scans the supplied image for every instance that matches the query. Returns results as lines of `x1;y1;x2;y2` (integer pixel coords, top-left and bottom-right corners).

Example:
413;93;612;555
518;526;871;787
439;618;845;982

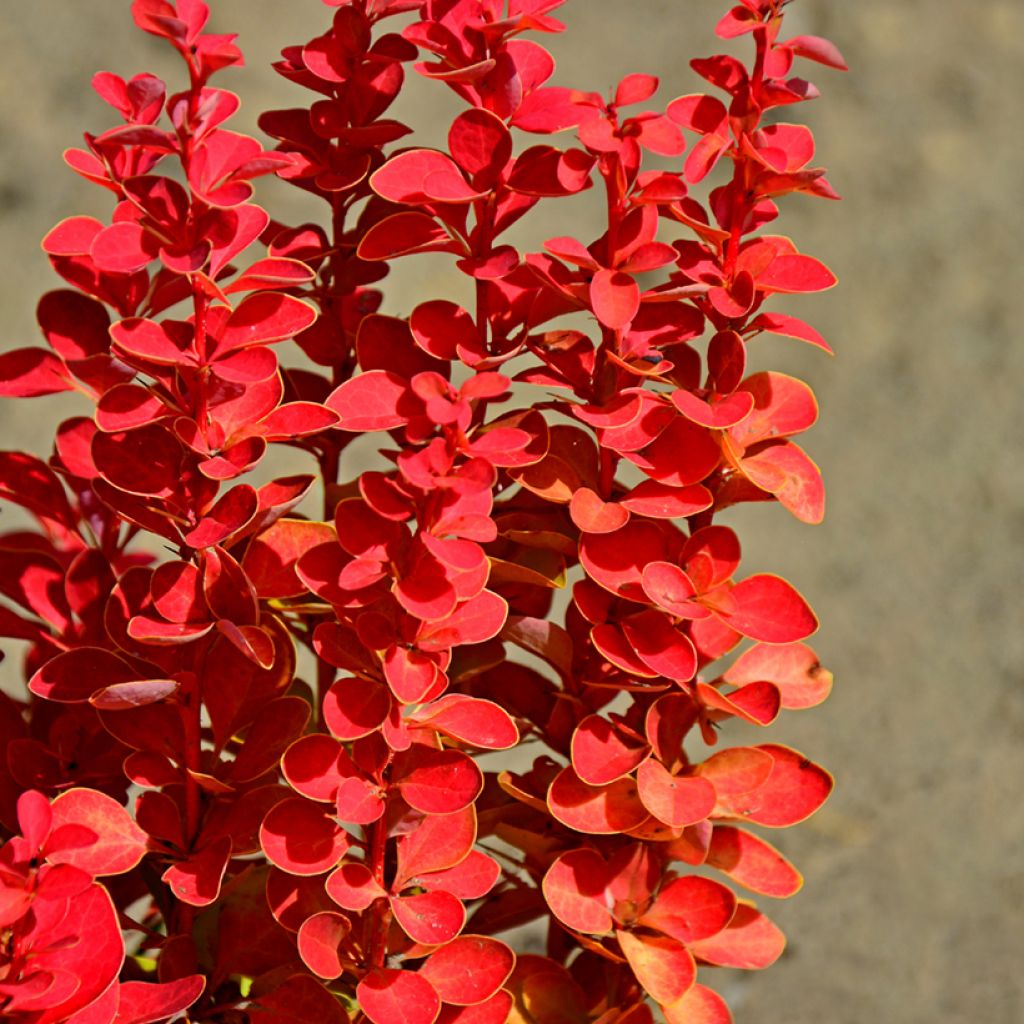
325;861;386;911
110;317;195;366
323;676;391;740
636;760;716;828
392;889;466;944
414;695;519;750
697;746;775;799
448;108;512;185
697;679;780;726
216;292;318;353
420;936;515;1006
385;645;442;704
260;798;349;875
29;648;140;703
410;300;477;362
42;215;104;255
786;34;849;70
242;519;337;599
640;561;702;618
579;521;668;599
720;573;817;642
620;610;698;682
162;835;232;906
184;483;258;548
639;875;737;944
681;526;741;592
0;348;73;397
36;862;92;900
547;767;649;835
750;310;832;353
501;616;574;681
18;790;52;850
335;777;383;826
621;481;713;519
757;253;836;293
258;401;340;440
93;424;184;497
706;825;803;898
663;983;734;1024
687;903;785;969
589;269;640;329
624;416;721;487
436;990;512;1024
571;715;649;786
248;974;348;1024
731;371;818;445
297;911;351;980
542;848;612;934
37;289;111;360
371;149;485;204
395;807;477;884
358;211;461;261
671;388;754;428
114;976;206;1024
591;621;658;677
413;849;499;900
617;929;695;1006
357;969;441;1024
723;642;832;710
667;94;728;134
717;744;833;827
91;221;154;273
48;788;148;876
282;733;347;803
96;383;168;431
616;73;659;106
327;369;411;431
740;440;825;524
416;590;508;651
397;749;483;814
24;884;123;1021
90;678;180;710
224;256;316;293
569;487;630;534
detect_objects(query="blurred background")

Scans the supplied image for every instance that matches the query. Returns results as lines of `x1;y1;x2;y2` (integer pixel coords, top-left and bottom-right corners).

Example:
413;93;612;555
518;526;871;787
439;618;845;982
1;2;1021;1021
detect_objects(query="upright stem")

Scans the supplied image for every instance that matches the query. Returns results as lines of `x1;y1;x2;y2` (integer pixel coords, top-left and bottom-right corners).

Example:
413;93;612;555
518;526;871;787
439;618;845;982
365;797;392;969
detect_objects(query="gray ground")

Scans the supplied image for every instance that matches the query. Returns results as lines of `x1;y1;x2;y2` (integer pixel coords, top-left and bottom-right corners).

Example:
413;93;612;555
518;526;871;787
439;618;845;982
1;2;1022;1021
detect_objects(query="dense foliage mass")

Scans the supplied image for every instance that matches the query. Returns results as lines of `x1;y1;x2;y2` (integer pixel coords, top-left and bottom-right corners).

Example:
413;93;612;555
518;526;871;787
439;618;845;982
0;1;844;1021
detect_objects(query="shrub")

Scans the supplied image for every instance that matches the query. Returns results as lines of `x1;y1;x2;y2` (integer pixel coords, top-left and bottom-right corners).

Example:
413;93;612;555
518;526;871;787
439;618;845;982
0;1;844;1021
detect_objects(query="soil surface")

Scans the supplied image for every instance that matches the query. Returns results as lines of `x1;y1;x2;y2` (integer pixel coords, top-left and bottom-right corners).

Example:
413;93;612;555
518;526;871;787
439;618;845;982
1;3;1021;1021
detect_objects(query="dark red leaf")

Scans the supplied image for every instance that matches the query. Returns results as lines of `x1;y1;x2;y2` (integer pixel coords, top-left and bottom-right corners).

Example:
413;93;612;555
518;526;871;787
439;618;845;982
29;648;141;703
0;348;73;398
114;976;206;1024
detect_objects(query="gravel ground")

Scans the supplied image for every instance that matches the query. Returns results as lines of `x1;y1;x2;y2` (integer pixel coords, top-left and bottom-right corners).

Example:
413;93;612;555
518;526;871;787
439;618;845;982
1;2;1022;1021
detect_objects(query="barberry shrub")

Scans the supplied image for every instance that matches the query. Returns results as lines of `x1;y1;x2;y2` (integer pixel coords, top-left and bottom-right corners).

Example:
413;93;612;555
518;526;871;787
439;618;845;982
0;1;844;1021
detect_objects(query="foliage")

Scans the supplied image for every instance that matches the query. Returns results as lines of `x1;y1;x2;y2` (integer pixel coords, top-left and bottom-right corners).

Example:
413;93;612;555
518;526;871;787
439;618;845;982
0;0;844;1021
